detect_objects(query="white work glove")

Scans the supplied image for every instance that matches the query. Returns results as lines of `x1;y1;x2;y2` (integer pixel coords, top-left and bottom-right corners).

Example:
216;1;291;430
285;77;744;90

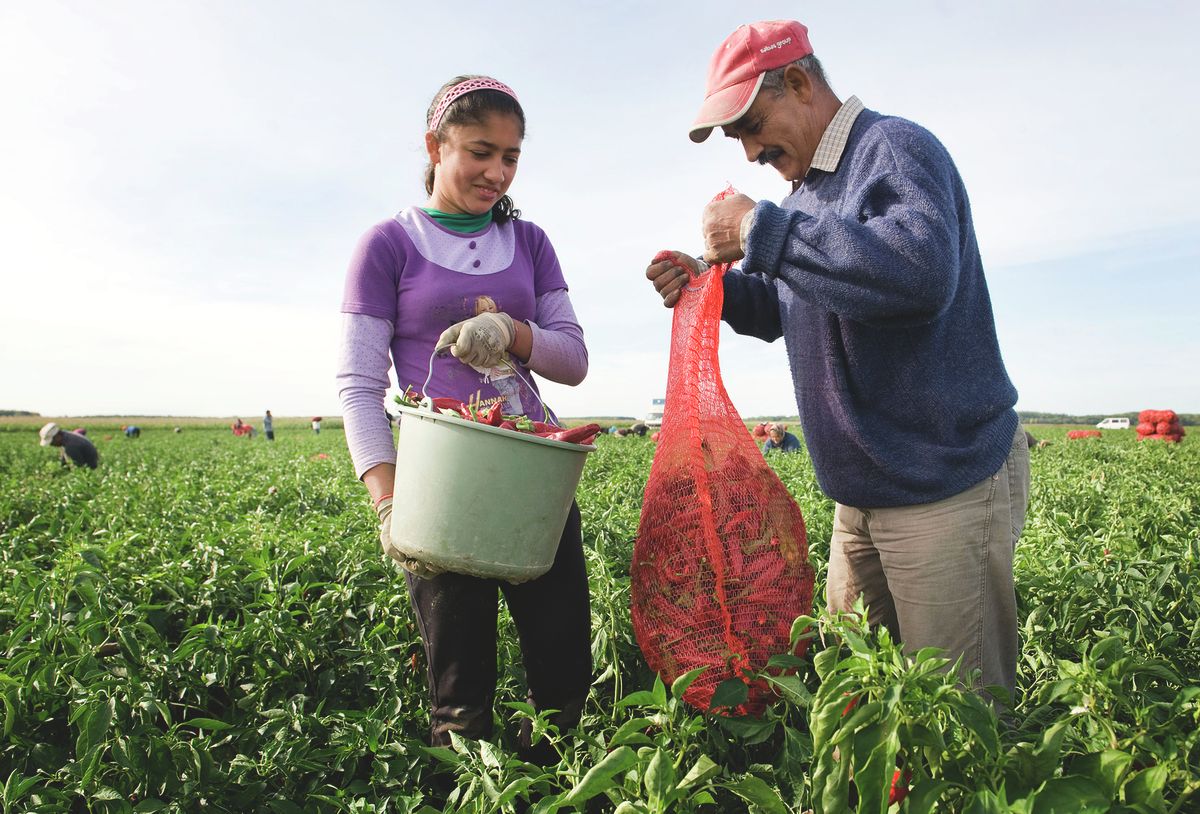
376;497;442;579
435;312;516;369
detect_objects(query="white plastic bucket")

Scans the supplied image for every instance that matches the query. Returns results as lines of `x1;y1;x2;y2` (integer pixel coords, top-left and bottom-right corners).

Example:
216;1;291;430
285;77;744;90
389;403;595;583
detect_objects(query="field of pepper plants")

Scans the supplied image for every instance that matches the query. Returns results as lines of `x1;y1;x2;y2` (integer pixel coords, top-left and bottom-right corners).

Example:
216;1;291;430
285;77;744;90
0;425;1197;813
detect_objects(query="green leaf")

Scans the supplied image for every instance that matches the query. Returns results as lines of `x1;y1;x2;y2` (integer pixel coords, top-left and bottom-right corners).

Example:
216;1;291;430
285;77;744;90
764;673;812;707
725;775;790;814
1029;775;1108;813
710;678;749;710
955;692;1000;756
813;645;841;679
479;739;502;770
563;746;638;805
849;722;898;814
1;692;14;739
1071;750;1133;798
789;614;819;646
765;653;808;670
497;777;532;807
617;690;662;710
133;801;168;813
676;754;719;791
609;716;656;747
420;745;462;766
76;699;112;756
671;666;708;700
651;674;667;708
1087;635;1122;664
962;789;1006;814
1123;764;1169;808
186;717;233;731
265;801;307;814
901;780;950;814
715;714;777;745
1030;720;1071;779
2;772;40;806
644;748;676;810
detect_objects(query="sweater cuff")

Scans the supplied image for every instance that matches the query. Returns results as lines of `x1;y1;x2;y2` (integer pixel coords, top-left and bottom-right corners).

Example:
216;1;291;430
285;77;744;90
742;200;796;280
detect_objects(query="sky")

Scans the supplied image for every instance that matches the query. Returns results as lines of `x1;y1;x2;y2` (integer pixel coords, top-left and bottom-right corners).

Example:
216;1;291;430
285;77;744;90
1;1;1197;419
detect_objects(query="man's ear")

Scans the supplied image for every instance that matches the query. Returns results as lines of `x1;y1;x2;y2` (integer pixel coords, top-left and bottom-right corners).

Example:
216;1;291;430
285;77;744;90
783;63;814;103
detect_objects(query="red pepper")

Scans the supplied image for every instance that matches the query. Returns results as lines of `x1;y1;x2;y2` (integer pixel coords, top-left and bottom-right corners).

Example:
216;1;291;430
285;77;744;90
482;402;504;426
430;397;464;412
546;424;602;445
499;420;517;431
888;769;911;805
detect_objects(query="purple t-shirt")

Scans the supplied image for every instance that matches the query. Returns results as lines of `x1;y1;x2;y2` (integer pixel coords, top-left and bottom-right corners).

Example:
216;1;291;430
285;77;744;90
341;208;567;420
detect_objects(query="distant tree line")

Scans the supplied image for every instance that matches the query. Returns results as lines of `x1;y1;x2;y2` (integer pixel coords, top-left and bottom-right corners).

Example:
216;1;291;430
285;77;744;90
0;410;39;417
1019;411;1196;426
747;411;1196;427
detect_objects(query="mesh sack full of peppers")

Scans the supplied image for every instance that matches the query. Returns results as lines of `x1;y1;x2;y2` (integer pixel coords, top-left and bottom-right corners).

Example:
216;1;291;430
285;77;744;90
1136;409;1186;443
632;187;816;717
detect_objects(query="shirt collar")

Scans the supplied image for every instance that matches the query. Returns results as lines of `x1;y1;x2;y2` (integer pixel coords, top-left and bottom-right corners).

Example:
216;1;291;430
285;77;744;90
809;95;865;174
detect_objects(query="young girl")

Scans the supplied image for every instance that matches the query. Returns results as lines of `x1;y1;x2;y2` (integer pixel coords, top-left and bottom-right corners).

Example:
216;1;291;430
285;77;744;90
336;75;592;763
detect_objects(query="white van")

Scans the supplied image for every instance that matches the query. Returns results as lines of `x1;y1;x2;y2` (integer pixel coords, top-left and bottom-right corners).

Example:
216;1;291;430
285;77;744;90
1096;417;1130;430
645;398;666;428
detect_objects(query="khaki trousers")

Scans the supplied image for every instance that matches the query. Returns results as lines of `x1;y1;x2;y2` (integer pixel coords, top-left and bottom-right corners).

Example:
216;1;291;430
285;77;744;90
826;426;1030;700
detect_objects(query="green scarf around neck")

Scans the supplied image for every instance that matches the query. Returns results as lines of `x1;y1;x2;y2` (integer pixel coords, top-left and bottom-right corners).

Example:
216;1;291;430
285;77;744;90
420;207;492;234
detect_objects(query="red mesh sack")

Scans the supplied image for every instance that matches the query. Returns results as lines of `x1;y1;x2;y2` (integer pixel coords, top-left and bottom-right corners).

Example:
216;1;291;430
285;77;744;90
632;189;815;715
1137;422;1155;436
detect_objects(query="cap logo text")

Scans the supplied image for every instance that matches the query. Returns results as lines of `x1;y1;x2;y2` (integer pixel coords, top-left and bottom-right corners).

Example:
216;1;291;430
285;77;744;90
760;37;792;54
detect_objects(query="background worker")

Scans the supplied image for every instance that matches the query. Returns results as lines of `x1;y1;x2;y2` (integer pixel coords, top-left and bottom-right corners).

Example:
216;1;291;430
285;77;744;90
762;423;801;454
646;20;1029;701
39;422;99;469
263;410;275;441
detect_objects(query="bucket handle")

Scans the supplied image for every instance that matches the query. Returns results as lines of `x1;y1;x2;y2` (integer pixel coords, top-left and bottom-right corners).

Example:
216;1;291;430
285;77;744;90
421;348;561;427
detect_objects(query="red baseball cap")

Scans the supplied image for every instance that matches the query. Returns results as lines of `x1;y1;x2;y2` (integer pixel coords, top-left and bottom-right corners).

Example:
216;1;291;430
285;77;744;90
689;20;814;143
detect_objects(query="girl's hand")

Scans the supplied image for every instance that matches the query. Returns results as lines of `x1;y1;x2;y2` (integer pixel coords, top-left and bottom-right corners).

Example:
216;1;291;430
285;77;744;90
436;312;516;368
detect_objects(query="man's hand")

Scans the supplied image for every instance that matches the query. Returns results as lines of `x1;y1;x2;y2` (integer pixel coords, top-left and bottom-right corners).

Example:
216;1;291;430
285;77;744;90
435;312;515;368
646;251;703;308
702;193;756;264
377;497;442;579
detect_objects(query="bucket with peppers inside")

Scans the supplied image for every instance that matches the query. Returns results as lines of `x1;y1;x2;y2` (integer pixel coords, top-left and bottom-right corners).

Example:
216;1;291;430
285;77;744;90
389;388;602;583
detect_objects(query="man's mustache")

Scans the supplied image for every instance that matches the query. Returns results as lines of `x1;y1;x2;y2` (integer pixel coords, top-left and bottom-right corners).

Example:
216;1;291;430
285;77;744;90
756;148;785;166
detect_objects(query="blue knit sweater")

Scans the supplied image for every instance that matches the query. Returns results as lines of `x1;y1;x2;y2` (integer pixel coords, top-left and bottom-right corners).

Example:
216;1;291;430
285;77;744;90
725;107;1018;508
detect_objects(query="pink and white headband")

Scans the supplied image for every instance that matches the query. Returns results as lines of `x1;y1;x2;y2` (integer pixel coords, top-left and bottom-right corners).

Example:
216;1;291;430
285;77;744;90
429;77;520;132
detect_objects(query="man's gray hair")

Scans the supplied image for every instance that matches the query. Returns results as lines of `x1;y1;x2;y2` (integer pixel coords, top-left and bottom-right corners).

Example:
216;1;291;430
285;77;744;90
760;55;830;95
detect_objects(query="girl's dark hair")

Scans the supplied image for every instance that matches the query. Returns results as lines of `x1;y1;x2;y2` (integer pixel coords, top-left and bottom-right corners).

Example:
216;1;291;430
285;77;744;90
425;74;524;224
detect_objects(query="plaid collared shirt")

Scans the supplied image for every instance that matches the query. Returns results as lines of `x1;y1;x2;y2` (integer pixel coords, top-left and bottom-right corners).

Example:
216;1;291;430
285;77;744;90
809;95;865;173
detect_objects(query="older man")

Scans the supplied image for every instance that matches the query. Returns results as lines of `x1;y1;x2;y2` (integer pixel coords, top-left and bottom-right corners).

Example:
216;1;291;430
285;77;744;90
40;422;99;469
646;20;1029;700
